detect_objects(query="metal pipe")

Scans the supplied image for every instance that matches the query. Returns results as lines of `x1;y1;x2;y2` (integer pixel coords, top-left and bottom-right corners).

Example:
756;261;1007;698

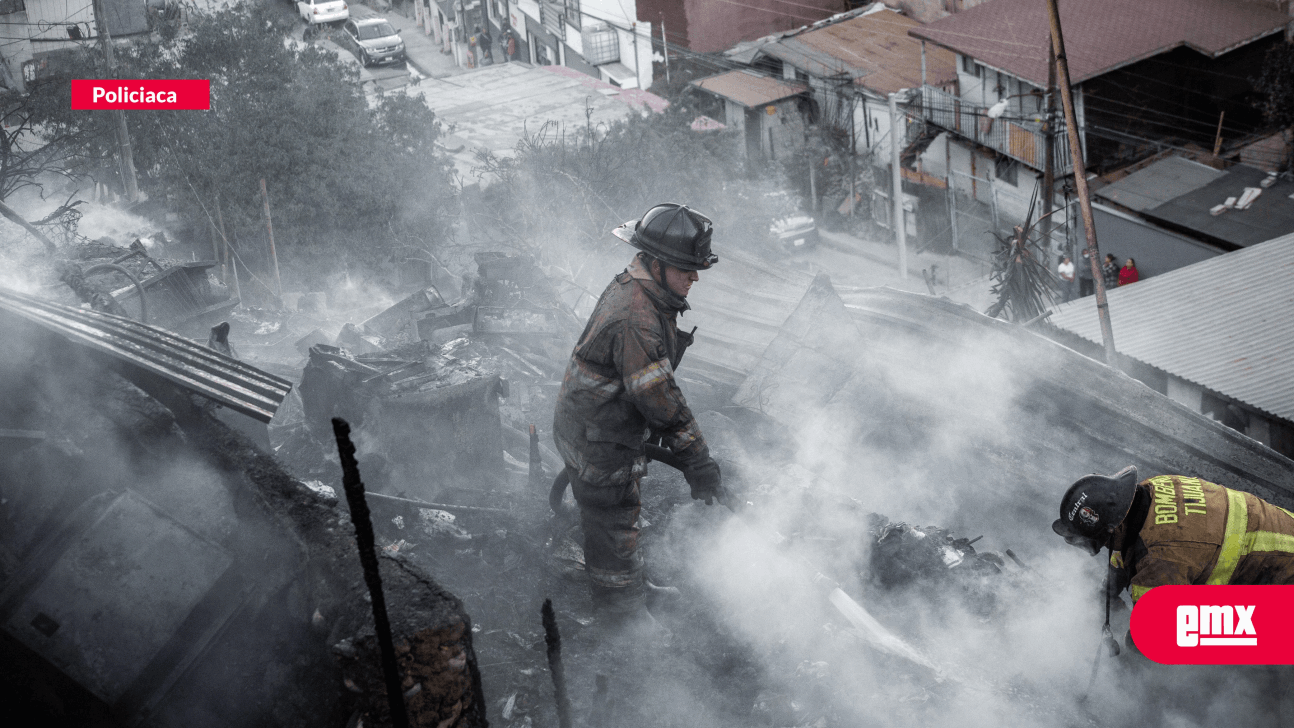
363;491;510;515
889;92;908;279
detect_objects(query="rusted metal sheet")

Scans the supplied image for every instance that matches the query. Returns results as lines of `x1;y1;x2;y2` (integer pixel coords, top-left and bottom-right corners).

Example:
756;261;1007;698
0;287;291;423
691;70;807;109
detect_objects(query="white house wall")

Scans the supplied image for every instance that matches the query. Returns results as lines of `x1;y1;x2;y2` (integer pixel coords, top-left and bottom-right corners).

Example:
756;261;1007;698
26;0;93;42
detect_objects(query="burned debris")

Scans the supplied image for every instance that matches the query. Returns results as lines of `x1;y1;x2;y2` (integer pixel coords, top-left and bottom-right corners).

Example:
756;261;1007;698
0;292;487;728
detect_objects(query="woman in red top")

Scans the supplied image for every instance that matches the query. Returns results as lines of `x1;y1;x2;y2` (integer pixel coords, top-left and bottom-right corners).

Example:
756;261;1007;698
1118;257;1140;286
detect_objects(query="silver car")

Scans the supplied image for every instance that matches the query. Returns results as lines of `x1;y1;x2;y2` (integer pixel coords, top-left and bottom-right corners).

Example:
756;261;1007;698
340;18;405;67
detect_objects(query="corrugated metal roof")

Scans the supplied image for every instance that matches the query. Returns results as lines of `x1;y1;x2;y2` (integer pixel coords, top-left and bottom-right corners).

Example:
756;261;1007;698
1096;156;1225;212
1049;233;1294;421
760;8;956;95
0;288;292;423
1144;163;1294;249
690;70;808;108
910;0;1287;87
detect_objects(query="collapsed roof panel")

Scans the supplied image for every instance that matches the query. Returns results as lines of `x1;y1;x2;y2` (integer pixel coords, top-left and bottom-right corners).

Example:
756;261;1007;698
0;287;292;423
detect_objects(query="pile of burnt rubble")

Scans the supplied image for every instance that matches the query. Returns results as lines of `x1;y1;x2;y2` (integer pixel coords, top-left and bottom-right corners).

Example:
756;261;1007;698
0;296;489;728
270;252;579;506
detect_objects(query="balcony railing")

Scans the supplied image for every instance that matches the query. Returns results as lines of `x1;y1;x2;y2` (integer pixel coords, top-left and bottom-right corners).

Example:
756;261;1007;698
919;85;1073;175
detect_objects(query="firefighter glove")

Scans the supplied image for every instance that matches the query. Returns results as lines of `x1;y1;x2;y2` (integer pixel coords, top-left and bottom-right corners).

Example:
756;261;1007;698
685;459;723;506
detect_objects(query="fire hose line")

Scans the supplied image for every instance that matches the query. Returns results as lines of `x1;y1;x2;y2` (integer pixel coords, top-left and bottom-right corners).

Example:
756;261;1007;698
81;262;148;324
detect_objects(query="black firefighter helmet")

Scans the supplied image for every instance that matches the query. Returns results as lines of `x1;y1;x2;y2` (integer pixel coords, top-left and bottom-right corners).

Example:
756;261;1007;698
612;203;719;271
1052;466;1139;556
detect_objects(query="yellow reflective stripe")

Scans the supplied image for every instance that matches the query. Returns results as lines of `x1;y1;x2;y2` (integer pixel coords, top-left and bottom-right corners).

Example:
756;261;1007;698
1206;488;1250;585
1110;551;1124;569
1248;531;1294;554
626;359;672;394
569;360;621;396
1130;585;1152;603
1278;505;1294;522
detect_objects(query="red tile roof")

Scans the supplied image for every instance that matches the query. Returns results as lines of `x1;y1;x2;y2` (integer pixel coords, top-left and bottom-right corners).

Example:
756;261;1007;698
910;0;1288;87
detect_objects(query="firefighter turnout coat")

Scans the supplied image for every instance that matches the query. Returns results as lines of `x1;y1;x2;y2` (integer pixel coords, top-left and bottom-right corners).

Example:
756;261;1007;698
553;255;710;487
1112;476;1294;603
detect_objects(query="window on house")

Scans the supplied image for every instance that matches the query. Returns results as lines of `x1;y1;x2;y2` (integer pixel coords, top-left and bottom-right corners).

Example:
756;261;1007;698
961;55;979;77
565;0;580;27
995;157;1018;186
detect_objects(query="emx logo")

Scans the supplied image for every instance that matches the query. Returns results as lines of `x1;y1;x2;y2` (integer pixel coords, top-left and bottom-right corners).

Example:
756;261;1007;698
1130;586;1294;664
1176;604;1256;646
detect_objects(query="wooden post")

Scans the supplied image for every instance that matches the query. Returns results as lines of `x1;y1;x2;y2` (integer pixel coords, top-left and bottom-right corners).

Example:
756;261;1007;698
92;0;139;203
1046;0;1117;365
259;179;283;297
1212;111;1226;156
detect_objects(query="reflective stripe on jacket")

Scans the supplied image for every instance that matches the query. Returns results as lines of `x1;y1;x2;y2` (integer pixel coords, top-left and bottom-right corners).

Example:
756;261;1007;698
552;255;709;487
1114;476;1294;603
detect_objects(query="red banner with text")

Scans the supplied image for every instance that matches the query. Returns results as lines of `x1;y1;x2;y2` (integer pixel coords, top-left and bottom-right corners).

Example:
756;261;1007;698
71;80;210;110
1129;585;1294;664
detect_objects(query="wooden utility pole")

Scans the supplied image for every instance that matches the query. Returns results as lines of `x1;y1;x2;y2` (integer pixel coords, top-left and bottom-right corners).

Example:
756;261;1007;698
1041;39;1057;263
1046;0;1116;365
260;179;283;297
92;0;139;203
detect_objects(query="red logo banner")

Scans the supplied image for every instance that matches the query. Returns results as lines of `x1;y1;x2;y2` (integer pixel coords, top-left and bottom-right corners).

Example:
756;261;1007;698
1129;585;1294;664
71;80;210;110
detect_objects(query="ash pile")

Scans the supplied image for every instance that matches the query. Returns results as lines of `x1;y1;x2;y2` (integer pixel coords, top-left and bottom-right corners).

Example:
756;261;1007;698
271;251;577;506
0;288;487;728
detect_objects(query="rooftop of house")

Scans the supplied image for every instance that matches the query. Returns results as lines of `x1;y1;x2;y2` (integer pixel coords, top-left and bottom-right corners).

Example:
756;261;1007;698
728;3;957;95
1142;164;1294;249
690;69;809;108
1050;230;1294;422
1096;156;1226;212
909;0;1288;87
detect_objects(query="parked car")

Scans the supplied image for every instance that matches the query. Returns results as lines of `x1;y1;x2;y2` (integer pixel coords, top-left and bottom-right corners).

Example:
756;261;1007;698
298;0;348;27
769;213;819;251
338;18;405;67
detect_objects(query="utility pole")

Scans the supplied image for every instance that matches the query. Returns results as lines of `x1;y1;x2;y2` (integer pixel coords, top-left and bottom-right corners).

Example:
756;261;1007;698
1041;39;1056;265
889;92;908;280
260;179;283;297
1046;0;1116;365
92;0;139;203
631;23;640;89
660;18;670;83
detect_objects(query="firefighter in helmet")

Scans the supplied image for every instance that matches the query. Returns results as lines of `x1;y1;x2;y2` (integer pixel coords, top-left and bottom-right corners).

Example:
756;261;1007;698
552;203;725;630
1053;466;1294;605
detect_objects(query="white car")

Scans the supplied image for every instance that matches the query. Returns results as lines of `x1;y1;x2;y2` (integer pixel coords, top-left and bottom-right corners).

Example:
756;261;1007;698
298;0;348;26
